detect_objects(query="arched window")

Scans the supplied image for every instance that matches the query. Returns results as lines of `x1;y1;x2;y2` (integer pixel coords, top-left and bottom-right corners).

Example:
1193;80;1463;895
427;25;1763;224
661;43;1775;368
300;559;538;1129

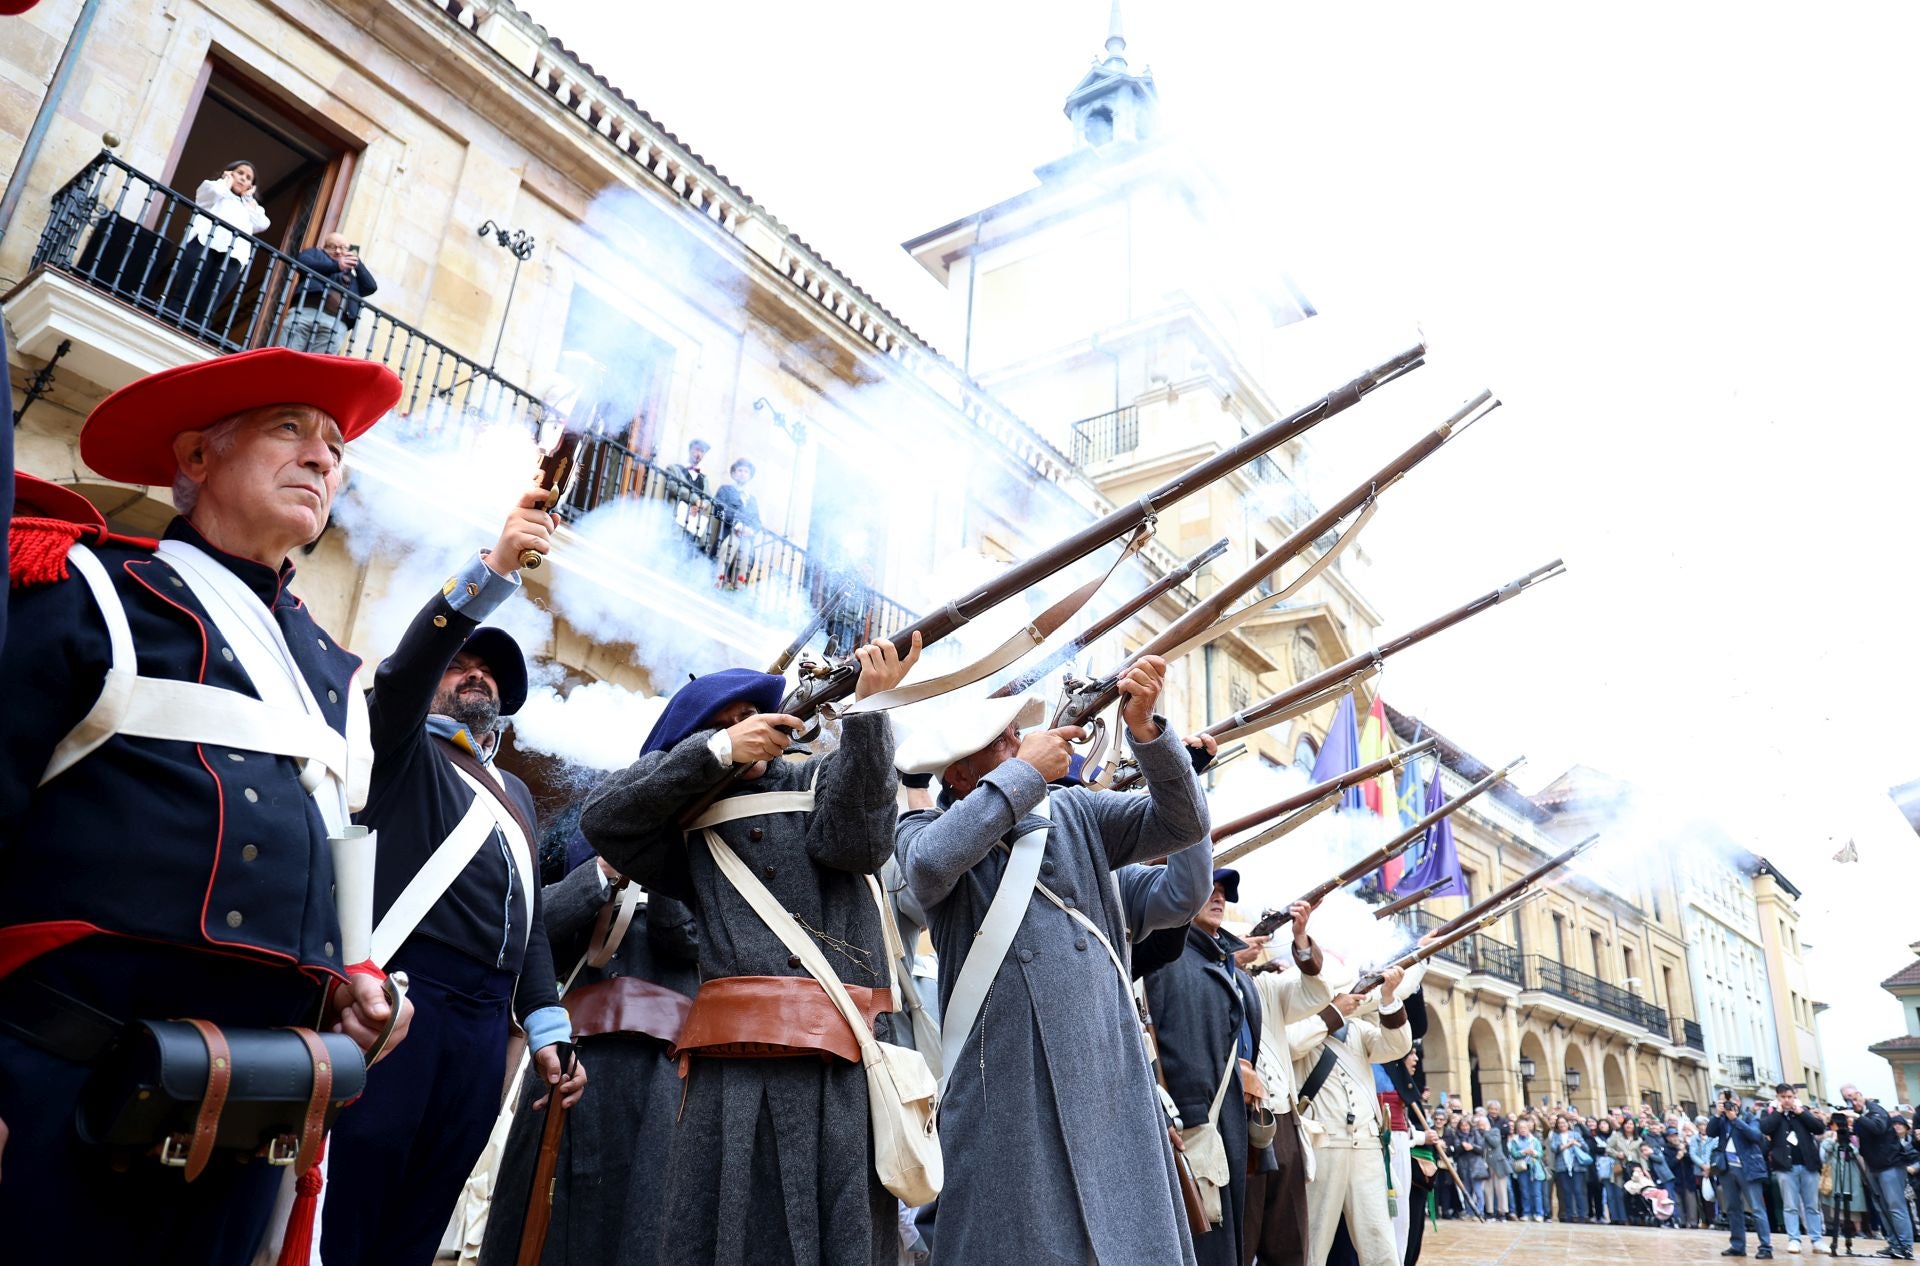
1293;734;1317;776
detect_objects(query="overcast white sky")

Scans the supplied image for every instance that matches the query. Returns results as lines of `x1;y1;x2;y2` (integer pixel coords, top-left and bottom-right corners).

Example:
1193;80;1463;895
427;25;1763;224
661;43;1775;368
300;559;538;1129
525;0;1920;1099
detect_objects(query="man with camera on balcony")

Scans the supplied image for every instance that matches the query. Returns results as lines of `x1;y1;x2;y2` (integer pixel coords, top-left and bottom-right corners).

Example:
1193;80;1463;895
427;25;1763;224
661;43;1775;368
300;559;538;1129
276;232;380;355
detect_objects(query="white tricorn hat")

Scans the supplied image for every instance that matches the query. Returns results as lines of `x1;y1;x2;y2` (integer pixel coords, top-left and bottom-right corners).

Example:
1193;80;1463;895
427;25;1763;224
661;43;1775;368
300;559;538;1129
893;693;1047;778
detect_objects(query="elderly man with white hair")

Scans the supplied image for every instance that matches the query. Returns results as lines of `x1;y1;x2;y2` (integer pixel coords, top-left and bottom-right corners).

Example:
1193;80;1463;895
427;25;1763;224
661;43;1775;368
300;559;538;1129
894;655;1212;1266
0;348;412;1265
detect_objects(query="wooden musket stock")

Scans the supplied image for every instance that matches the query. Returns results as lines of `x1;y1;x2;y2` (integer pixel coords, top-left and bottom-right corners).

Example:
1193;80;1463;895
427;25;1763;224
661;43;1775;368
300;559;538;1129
515;1042;577;1266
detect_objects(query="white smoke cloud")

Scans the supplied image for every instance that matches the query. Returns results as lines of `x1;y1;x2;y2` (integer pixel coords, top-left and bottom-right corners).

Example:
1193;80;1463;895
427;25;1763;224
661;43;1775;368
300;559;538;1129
510;679;667;770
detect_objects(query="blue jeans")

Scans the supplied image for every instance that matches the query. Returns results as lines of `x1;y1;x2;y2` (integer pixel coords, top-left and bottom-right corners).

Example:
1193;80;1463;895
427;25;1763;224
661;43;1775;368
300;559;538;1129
1872;1164;1915;1253
1518;1173;1547;1218
1723;1167;1773;1253
1602;1181;1628;1223
1777;1166;1825;1242
1556;1169;1586;1221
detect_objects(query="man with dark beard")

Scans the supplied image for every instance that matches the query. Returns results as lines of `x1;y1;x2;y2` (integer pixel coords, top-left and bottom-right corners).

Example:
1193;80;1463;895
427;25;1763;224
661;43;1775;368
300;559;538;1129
322;486;587;1266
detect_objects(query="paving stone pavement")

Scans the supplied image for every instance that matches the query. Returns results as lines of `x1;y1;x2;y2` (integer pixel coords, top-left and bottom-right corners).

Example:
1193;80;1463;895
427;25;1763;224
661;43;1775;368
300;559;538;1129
1418;1217;1890;1264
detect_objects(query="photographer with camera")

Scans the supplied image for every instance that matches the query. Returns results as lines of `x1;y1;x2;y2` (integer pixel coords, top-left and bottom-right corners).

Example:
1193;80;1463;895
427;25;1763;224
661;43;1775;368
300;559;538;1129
1764;1082;1828;1253
1845;1084;1915;1259
1710;1092;1776;1258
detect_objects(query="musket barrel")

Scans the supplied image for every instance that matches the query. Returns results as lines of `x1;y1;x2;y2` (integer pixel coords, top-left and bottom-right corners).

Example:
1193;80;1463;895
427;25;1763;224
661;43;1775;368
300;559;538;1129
1247;756;1524;937
1195;560;1566;745
1373;878;1451;920
1206;738;1439;839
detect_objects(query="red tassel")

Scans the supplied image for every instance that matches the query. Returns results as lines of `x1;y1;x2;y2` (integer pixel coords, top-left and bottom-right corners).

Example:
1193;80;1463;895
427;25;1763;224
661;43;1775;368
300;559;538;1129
8;517;85;589
276;1135;326;1266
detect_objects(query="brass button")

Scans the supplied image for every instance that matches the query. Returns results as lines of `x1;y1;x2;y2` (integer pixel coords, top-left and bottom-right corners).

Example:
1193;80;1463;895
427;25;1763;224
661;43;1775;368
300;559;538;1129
433;614;448;628
243;787;259;803
466;581;480;597
226;910;244;928
241;845;259;861
327;689;338;703
748;827;764;842
220;647;235;662
786;954;802;969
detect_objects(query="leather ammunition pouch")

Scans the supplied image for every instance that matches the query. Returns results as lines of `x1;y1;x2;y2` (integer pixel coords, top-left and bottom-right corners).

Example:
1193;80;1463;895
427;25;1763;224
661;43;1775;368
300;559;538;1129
671;975;885;1065
75;1019;364;1182
564;976;693;1046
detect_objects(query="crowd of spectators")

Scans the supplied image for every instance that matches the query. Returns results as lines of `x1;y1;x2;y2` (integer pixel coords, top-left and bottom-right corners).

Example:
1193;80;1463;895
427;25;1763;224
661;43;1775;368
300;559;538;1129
1418;1082;1920;1258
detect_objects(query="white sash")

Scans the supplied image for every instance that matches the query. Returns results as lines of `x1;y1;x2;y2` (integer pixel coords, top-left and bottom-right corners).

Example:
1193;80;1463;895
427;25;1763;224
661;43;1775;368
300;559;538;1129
369;763;534;969
936;797;1050;1099
44;544;368;831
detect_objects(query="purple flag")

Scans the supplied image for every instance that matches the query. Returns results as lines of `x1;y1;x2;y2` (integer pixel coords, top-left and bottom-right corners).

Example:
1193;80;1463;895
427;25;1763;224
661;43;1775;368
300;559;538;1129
1310;694;1367;813
1394;762;1467;898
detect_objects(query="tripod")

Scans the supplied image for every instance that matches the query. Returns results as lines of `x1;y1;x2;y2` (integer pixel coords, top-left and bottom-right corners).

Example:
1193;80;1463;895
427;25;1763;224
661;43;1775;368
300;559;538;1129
1829;1146;1861;1258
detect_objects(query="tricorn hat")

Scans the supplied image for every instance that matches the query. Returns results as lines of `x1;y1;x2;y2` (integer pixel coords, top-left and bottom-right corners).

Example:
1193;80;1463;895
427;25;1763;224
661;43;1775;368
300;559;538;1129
462;626;528;717
894;692;1046;778
80;349;402;487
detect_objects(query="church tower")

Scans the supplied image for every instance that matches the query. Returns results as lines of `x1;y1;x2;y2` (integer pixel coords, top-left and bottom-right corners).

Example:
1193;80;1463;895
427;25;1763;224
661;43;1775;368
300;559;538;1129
901;5;1380;768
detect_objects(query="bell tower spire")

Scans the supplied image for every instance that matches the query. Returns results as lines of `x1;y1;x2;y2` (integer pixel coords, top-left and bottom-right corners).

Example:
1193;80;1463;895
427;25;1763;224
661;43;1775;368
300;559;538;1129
1064;0;1159;151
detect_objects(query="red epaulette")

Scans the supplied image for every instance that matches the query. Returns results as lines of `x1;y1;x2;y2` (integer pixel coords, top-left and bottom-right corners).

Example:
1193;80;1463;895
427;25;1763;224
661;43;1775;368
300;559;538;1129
8;518;160;589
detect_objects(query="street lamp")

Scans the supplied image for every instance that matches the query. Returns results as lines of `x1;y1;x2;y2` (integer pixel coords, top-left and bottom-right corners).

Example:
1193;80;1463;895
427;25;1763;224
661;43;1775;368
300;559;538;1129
1564;1067;1582;1103
1518;1056;1536;1108
477;220;536;373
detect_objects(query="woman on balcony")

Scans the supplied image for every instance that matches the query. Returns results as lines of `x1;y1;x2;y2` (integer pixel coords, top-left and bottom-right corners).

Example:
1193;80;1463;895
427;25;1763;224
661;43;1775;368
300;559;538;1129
167;159;269;332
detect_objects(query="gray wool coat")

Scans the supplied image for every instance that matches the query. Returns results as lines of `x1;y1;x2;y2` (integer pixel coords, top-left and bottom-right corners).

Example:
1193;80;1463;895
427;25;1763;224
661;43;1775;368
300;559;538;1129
580;712;899;1266
480;860;701;1266
897;721;1210;1266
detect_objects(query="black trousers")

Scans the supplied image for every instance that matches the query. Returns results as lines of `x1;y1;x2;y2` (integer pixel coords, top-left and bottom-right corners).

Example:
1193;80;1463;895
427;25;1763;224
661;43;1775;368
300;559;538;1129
0;941;321;1266
323;938;514;1266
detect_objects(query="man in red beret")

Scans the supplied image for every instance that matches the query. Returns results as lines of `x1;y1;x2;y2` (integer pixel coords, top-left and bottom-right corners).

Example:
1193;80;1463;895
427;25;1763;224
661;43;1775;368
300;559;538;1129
0;349;414;1265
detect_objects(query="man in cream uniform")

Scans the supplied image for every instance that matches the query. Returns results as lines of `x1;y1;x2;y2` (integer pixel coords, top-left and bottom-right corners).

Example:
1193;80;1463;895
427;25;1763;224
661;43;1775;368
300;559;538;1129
1287;967;1412;1266
1245;916;1342;1266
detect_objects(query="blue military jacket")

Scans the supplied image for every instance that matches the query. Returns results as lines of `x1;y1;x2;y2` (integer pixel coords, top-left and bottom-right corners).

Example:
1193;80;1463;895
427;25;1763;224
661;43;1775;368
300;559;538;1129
0;517;358;986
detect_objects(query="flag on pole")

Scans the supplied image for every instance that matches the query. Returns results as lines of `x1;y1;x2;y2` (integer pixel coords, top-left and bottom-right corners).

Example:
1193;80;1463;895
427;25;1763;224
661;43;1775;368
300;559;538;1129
1310;693;1367;813
1357;693;1395;817
1395;761;1468;898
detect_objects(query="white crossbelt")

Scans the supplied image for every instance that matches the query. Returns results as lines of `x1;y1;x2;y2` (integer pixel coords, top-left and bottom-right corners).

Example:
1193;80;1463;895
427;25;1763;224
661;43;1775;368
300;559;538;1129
43;544;368;833
369;762;533;968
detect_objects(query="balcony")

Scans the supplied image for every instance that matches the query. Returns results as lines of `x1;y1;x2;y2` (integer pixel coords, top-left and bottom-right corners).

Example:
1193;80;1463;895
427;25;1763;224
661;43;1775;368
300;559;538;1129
1407;910;1525;987
15;150;915;644
1069;406;1140;468
1724;1054;1757;1085
1681;1018;1706;1052
1522;955;1670;1034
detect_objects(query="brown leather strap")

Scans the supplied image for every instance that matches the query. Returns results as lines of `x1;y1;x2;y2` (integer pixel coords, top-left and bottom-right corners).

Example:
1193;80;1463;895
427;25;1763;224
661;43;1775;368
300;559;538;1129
283;1026;333;1174
432;736;538;845
181;1018;231;1183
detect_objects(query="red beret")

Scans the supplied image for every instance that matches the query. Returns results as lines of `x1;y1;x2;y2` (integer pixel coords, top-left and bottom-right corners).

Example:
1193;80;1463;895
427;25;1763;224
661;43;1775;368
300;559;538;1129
13;473;106;530
80;349;402;487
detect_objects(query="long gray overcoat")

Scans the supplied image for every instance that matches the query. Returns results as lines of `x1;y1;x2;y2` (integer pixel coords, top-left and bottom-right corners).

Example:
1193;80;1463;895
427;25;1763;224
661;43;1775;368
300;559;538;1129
897;721;1210;1266
480;861;700;1266
581;712;898;1266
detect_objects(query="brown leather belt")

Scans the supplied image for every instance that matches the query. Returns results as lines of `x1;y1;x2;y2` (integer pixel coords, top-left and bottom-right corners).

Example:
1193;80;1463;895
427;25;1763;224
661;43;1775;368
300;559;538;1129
671;974;884;1065
565;977;693;1046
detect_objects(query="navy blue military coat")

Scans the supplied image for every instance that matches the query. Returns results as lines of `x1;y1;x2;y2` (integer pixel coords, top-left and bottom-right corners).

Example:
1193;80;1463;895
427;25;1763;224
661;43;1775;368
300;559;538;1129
0;517;357;989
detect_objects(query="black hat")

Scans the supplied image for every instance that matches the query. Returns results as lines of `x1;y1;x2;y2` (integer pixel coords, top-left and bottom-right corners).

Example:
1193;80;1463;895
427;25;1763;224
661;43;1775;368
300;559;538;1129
462;626;528;717
1212;868;1241;903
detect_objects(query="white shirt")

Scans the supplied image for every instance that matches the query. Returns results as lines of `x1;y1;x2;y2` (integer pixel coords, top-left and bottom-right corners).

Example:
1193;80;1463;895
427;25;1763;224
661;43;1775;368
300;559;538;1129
188;178;270;265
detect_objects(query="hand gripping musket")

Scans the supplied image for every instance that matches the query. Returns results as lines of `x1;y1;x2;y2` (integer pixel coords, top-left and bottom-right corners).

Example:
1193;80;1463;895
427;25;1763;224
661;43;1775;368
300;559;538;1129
987;537;1230;700
1372;877;1452;921
1050;391;1495;770
1423;833;1599;942
1244;756;1527;940
674;346;1427;824
515;1040;578;1266
1183;560;1566;751
520;422;585;571
1205;738;1439;867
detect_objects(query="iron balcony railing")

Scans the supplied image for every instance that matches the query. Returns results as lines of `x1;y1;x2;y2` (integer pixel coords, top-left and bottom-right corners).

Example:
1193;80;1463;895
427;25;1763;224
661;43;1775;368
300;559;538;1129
1725;1055;1757;1084
1521;955;1666;1032
1406;909;1524;986
1681;1018;1707;1052
1069;406;1140;467
28;151;918;645
31;150;546;430
560;433;917;647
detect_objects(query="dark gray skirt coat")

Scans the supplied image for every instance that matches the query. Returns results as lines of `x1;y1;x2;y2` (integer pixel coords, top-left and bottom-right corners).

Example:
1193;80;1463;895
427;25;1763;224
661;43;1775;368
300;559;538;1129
581;713;899;1266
